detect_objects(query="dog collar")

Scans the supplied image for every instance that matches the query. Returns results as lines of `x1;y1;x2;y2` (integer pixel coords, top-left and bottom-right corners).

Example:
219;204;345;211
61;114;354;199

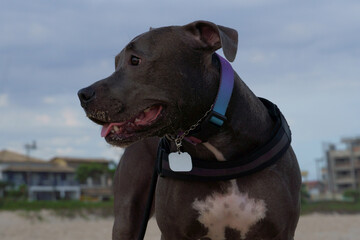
157;98;292;181
208;53;234;126
182;53;234;144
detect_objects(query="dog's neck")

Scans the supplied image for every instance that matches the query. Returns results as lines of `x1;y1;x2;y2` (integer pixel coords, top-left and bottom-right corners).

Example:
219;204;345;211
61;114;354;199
181;68;276;162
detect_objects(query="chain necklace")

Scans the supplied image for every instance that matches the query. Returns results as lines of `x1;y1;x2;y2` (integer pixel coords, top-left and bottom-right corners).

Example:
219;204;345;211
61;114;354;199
168;104;214;154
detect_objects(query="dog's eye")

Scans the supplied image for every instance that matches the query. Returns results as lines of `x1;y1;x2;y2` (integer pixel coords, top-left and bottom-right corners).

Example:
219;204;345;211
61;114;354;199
130;56;141;66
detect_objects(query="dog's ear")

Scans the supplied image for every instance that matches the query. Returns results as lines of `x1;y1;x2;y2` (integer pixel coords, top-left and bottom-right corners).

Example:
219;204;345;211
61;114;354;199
183;20;238;62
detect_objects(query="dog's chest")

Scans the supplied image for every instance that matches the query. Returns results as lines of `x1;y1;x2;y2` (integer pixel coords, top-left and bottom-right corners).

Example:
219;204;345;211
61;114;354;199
192;180;267;240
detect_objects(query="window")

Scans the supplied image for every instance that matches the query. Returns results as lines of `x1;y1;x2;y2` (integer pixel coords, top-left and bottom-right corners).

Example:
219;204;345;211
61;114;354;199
336;170;351;179
335;157;350;166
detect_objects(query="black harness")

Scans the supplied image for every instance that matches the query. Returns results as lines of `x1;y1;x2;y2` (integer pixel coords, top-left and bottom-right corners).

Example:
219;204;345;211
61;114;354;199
157;97;291;181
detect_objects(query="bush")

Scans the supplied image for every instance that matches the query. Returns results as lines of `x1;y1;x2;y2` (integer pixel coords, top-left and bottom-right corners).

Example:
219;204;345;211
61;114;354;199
300;184;310;204
0;180;8;198
343;189;360;202
5;184;28;200
75;163;109;183
0;180;8;189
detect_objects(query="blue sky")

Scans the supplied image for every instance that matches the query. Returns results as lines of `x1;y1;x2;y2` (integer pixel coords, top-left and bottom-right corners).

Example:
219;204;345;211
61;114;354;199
0;0;359;179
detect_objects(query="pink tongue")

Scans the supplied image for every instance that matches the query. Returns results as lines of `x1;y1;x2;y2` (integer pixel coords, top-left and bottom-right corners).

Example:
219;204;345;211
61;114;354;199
101;122;125;137
101;124;111;137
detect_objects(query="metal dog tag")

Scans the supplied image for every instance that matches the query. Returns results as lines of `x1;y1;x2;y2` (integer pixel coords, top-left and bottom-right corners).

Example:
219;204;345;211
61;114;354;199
168;152;193;172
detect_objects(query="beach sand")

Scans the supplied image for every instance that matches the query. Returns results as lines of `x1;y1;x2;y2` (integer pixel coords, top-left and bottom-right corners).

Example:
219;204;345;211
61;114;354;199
1;211;360;240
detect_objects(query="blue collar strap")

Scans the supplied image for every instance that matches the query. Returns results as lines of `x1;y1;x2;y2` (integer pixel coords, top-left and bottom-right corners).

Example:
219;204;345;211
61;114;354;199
209;53;234;126
185;53;234;143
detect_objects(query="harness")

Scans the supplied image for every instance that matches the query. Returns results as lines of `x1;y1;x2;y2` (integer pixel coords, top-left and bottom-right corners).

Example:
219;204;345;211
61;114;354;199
137;53;292;240
157;97;291;181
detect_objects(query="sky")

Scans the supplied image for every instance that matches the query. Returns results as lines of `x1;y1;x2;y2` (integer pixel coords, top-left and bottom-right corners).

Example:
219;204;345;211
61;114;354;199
0;0;359;180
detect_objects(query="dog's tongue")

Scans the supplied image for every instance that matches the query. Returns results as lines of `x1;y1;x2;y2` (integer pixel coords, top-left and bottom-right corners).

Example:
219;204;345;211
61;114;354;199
101;125;110;137
101;122;126;137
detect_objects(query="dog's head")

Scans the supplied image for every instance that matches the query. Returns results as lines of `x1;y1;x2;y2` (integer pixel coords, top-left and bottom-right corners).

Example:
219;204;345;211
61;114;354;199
78;21;238;147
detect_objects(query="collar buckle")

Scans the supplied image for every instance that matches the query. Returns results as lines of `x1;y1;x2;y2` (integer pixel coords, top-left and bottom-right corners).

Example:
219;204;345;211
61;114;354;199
207;110;227;127
187;110;227;142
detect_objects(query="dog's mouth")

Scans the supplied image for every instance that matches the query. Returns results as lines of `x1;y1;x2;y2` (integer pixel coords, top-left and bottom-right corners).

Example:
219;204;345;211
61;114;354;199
97;104;164;144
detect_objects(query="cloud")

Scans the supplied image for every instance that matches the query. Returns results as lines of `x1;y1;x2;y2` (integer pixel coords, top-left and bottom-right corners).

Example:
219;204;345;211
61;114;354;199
0;94;87;135
62;108;81;127
0;93;9;107
28;23;49;43
54;146;77;156
43;96;56;104
249;52;266;63
246;51;276;64
35;114;51;124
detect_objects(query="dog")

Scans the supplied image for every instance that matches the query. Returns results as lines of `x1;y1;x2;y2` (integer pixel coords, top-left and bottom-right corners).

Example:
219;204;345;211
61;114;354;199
78;20;301;240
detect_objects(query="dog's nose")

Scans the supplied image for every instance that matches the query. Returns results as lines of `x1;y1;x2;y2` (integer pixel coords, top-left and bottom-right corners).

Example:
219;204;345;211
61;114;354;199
78;87;95;104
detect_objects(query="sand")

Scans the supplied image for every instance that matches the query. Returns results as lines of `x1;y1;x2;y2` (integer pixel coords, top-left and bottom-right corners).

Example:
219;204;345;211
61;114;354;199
0;211;359;240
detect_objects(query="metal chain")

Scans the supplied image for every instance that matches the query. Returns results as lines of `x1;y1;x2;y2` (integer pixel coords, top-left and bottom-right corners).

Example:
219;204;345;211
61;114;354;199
173;104;214;153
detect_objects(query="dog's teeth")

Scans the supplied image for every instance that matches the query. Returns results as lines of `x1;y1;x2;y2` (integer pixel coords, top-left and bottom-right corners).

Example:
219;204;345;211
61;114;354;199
111;130;115;133
144;108;150;113
135;118;141;123
113;126;119;132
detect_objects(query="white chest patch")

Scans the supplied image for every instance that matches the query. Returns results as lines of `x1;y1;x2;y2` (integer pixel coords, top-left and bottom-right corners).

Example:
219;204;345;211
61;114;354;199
192;180;267;240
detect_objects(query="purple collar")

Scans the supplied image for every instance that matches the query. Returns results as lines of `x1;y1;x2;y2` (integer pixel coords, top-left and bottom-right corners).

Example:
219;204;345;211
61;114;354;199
184;53;234;144
208;53;234;126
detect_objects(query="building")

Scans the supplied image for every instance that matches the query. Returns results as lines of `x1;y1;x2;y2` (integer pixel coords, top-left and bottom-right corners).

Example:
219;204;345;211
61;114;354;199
0;150;80;200
0;150;113;201
326;137;360;194
50;157;113;200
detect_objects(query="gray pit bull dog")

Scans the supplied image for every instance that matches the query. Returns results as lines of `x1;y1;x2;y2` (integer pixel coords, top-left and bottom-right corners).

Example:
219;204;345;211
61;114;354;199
78;21;301;240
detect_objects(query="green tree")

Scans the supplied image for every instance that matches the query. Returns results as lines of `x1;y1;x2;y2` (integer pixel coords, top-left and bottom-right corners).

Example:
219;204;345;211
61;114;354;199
0;180;8;199
343;189;360;203
108;161;117;177
6;184;27;200
300;184;310;204
75;163;108;183
0;180;7;190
